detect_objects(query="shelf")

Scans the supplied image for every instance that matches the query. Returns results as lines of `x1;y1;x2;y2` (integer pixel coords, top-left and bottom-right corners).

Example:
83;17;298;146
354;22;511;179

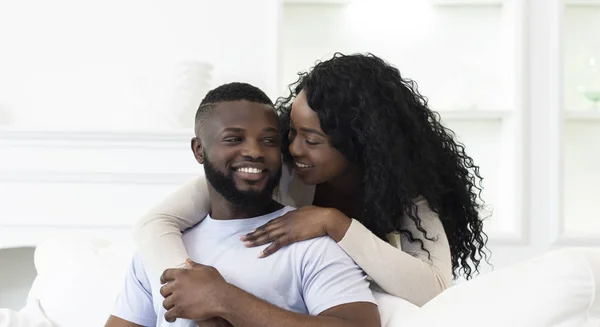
564;0;600;6
283;0;351;4
562;121;600;238
283;0;504;7
564;110;600;120
430;0;503;7
0;127;194;142
436;110;512;121
284;0;504;5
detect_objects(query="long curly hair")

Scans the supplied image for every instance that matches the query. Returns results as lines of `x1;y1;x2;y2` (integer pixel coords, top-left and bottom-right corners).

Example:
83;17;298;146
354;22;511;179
276;53;490;280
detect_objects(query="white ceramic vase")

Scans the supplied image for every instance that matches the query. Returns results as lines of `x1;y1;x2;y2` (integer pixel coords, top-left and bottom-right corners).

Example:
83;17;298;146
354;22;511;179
165;61;214;129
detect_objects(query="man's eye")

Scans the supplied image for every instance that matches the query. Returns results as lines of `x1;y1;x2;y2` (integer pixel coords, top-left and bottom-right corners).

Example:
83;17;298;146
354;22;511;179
263;138;276;144
223;137;242;143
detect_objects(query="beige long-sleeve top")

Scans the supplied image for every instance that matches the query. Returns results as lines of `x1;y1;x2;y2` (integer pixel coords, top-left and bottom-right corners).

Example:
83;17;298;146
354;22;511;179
134;167;453;306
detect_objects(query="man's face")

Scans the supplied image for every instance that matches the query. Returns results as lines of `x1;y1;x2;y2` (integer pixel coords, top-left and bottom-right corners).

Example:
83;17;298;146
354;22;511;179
192;100;282;206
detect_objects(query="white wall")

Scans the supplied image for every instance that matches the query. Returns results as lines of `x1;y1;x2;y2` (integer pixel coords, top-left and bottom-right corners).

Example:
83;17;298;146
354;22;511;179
0;0;281;131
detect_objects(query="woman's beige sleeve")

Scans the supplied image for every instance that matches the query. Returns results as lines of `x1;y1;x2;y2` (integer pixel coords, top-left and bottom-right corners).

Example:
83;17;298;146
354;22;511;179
133;175;211;276
337;197;453;306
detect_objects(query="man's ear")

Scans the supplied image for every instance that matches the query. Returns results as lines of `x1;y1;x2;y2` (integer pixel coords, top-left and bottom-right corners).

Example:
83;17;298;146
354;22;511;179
191;137;205;164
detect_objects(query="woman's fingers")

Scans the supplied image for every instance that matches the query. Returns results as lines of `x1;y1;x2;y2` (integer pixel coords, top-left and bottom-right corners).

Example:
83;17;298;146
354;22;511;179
242;220;283;242
243;227;285;247
259;235;293;258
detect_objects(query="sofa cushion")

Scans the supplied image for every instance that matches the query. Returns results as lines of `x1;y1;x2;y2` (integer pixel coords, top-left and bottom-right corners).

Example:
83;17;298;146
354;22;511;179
26;237;600;327
30;237;136;327
396;247;600;327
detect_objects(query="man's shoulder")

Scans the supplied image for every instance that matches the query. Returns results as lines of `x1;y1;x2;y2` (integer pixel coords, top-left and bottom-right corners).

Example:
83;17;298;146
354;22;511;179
296;234;336;247
127;252;154;287
289;235;345;260
130;251;145;270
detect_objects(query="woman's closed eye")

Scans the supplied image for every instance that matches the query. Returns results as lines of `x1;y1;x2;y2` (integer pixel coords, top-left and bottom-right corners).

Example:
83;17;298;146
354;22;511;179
289;127;320;145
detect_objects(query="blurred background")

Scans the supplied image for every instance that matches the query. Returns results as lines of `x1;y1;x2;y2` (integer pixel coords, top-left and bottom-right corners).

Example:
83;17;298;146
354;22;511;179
0;0;599;309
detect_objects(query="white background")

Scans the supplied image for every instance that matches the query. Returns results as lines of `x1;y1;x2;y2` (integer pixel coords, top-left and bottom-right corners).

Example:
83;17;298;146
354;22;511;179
1;0;599;309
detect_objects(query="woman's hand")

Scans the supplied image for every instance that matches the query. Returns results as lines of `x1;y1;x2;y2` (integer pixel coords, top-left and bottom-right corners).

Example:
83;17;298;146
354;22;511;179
240;206;352;257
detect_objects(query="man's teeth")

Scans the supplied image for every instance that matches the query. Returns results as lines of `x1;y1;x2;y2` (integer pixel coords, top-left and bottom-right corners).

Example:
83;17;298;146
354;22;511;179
296;162;312;168
236;167;262;174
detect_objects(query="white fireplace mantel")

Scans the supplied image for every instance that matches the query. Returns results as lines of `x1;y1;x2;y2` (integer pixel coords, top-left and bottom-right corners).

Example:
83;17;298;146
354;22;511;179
0;129;202;248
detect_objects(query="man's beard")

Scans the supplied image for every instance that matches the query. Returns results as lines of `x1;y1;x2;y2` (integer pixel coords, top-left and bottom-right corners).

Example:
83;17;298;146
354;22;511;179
203;155;282;208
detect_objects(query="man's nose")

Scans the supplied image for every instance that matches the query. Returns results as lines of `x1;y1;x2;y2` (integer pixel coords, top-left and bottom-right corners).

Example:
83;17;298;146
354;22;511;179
241;139;264;159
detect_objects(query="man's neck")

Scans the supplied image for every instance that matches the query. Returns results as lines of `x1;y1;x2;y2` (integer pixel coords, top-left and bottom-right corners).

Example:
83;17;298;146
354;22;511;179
208;188;283;220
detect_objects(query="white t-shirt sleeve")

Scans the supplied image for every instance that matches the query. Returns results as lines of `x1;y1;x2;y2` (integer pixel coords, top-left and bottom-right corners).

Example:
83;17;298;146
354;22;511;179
111;253;157;326
300;237;377;315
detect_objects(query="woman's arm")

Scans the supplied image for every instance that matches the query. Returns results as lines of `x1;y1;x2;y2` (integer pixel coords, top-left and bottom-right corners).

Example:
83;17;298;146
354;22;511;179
134;164;297;278
241;196;453;306
133;175;211;276
336;197;453;306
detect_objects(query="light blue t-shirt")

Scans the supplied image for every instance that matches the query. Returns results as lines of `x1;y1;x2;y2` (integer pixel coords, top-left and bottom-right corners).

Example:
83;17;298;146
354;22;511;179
112;206;376;326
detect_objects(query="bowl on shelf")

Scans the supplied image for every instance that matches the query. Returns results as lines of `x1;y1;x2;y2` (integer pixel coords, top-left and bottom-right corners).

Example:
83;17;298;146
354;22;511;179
577;56;600;110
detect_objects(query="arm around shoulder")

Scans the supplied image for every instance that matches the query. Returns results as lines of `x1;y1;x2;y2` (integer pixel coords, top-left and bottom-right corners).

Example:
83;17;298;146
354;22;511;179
337;197;453;306
133;175;212;275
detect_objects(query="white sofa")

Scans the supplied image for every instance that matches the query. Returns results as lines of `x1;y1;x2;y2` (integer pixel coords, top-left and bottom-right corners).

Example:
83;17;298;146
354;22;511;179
1;237;599;327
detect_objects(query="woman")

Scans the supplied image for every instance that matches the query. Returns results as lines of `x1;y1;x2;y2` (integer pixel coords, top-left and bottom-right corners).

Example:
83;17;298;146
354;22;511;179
135;53;489;306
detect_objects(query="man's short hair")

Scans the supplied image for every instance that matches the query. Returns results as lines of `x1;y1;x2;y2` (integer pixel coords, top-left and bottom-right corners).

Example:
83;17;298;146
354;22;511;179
195;82;274;132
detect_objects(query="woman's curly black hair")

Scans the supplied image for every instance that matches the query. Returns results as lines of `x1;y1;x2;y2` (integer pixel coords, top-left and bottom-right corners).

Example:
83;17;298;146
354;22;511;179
276;53;490;280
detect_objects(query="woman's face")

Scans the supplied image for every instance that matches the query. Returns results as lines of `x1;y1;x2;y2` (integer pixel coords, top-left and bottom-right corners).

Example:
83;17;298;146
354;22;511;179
288;90;348;185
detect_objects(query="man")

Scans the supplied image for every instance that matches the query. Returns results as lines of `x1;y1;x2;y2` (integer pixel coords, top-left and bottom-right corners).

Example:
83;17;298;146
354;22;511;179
105;82;380;327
